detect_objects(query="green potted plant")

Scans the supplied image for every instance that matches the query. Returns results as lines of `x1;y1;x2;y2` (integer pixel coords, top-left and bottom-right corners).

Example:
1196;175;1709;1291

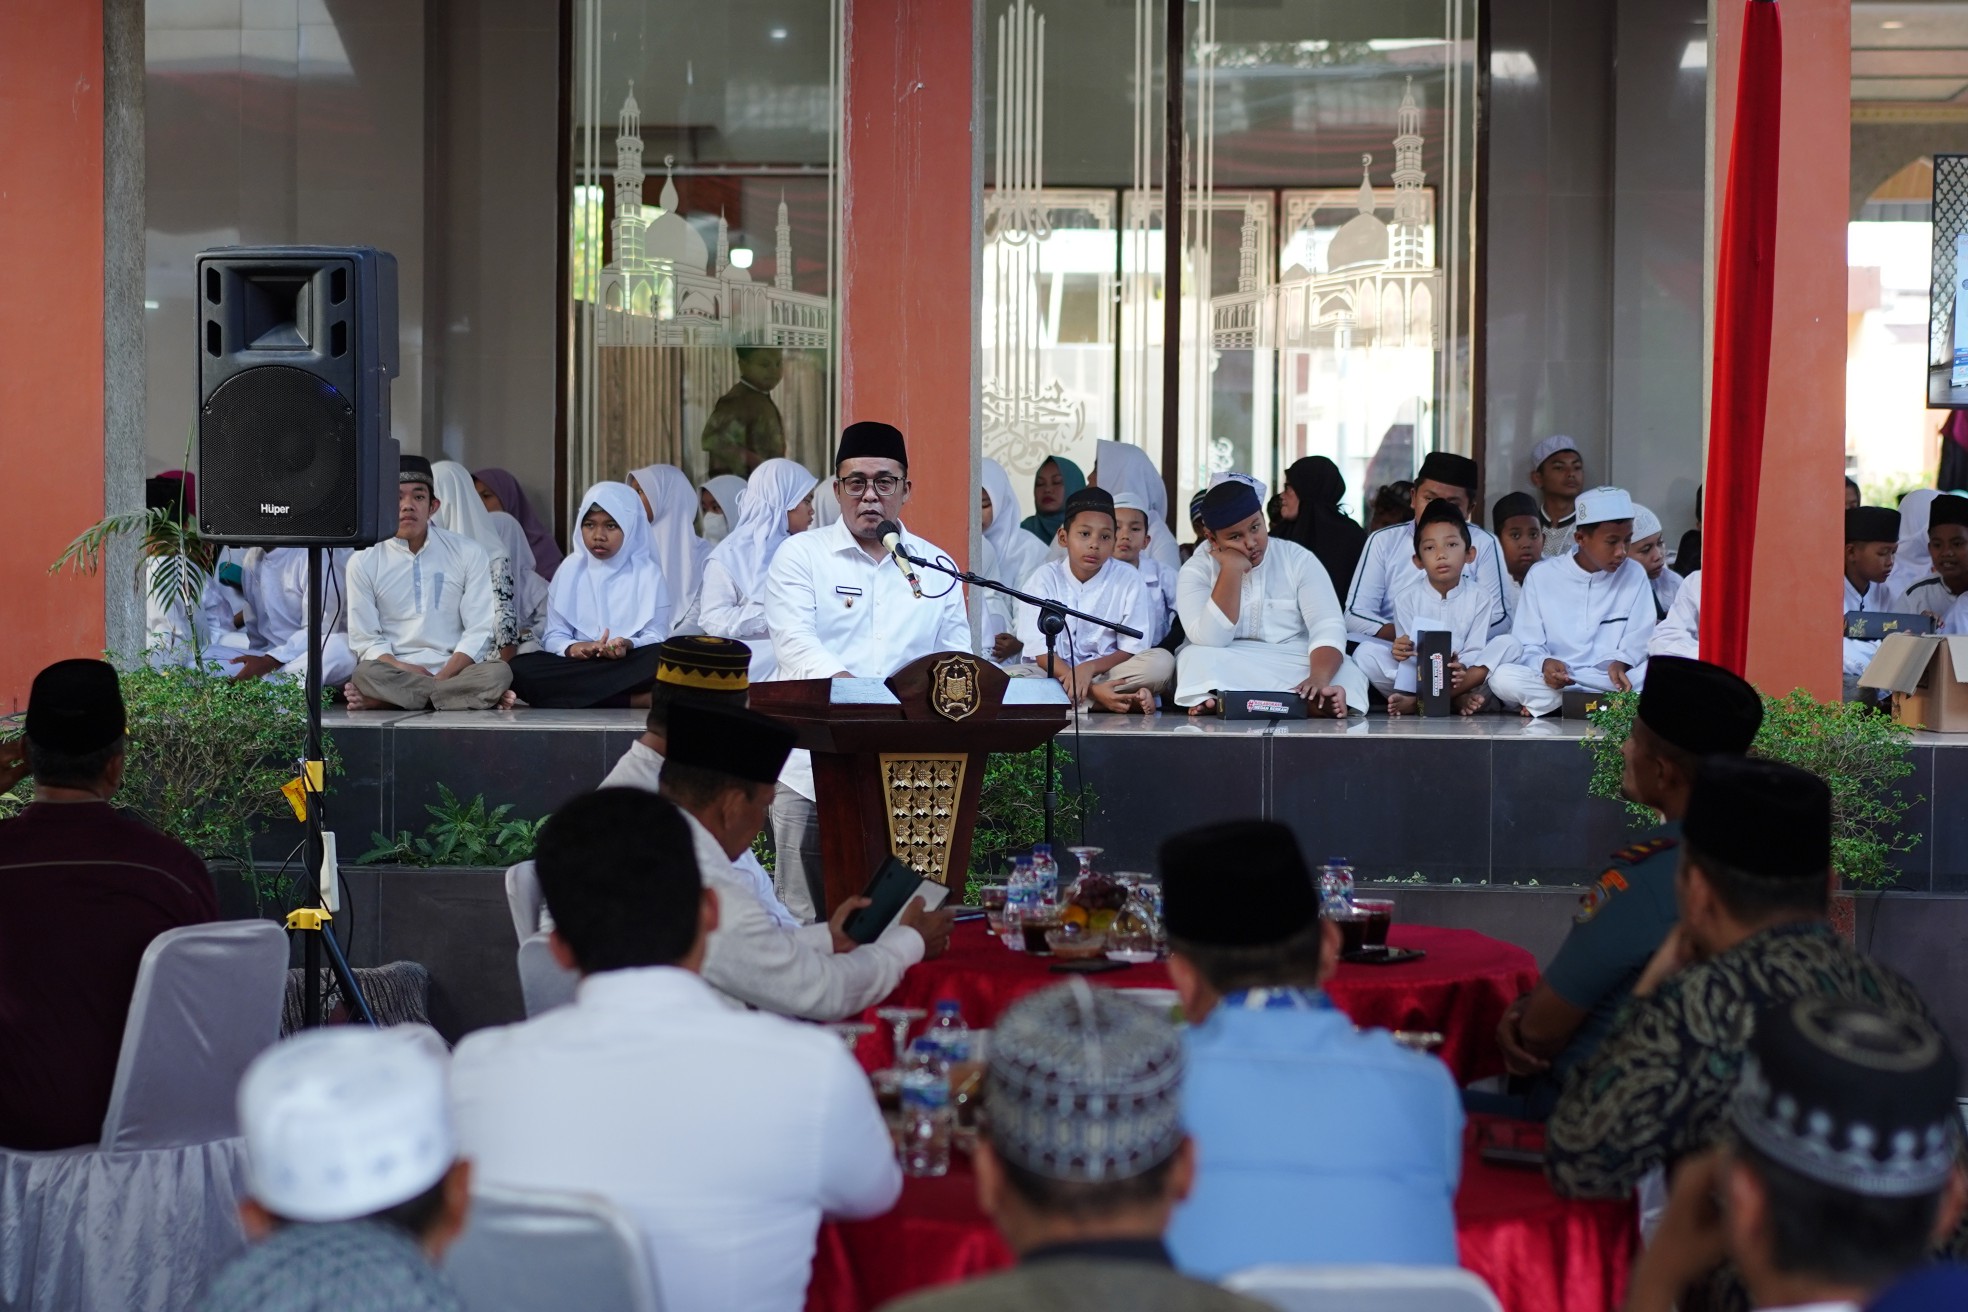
1582;687;1921;933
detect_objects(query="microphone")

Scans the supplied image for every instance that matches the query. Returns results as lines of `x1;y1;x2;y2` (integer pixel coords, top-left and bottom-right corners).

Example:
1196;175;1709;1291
877;519;924;599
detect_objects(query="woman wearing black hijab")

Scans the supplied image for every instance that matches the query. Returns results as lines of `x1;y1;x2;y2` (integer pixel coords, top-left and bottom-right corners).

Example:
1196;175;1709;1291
1279;456;1368;597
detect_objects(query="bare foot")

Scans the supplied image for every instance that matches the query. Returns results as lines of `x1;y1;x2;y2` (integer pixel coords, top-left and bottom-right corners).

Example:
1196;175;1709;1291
498;690;519;710
1519;704;1534;718
1387;692;1417;716
1455;690;1488;716
342;681;372;711
1186;697;1219;717
1131;687;1158;714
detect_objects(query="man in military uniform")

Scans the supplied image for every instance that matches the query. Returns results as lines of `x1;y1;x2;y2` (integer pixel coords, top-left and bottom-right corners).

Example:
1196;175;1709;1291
1545;758;1955;1310
1490;656;1763;1116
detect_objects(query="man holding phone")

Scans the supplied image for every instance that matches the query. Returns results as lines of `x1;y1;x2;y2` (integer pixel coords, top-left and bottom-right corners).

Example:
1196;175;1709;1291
658;700;954;1022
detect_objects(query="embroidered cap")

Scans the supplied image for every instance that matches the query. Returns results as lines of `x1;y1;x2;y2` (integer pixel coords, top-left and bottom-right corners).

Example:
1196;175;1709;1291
1574;485;1636;526
1160;819;1320;948
1733;997;1960;1198
239;1028;455;1223
1061;486;1117;526
1631;504;1662;541
399;454;435;489
655;634;752;692
984;979;1185;1184
1530;435;1580;471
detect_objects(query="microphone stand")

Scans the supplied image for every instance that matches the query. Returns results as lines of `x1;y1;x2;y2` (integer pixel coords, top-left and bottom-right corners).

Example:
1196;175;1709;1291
901;548;1142;850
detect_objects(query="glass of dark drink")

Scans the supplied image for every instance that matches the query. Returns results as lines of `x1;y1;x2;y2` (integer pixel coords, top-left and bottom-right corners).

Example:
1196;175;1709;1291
1353;898;1395;948
1335;911;1369;956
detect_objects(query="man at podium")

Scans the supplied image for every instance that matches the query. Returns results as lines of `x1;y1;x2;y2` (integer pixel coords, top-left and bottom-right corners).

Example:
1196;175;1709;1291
762;421;974;919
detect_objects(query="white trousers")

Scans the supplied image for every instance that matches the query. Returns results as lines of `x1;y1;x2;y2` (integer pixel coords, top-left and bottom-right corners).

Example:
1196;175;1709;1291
1174;640;1368;715
1490;658;1647;716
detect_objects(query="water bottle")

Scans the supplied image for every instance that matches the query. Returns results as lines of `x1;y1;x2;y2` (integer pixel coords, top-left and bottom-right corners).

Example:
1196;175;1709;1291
1032;843;1060;909
925;999;971;1064
1004;857;1036;951
1318;856;1357;917
899;1038;951;1177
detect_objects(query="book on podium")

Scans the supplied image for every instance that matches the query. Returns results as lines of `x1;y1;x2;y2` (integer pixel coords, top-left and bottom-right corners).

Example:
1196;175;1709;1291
747;653;1070;913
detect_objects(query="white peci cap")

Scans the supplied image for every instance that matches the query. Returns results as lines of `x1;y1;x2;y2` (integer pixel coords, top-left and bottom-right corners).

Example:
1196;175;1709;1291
239;1027;456;1224
1630;504;1662;540
1575;486;1636;526
1530;435;1580;470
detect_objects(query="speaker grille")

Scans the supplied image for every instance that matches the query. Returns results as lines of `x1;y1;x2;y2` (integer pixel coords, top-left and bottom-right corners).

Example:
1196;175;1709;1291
201;365;358;541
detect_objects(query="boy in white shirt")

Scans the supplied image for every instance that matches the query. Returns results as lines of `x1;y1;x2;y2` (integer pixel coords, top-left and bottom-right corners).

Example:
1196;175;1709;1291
1843;506;1903;699
344;455;514;711
1113;492;1177;635
1490;486;1656;717
1902;494;1968;633
1376;500;1521;715
1627;504;1682;619
1016;487;1169;712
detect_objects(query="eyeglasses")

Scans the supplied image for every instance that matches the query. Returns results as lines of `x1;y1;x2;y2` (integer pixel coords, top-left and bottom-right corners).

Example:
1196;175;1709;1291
840;474;904;497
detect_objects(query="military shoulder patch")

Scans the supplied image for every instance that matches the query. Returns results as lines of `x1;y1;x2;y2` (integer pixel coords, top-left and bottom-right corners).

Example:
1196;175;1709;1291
1610;836;1678;866
1575;868;1631;924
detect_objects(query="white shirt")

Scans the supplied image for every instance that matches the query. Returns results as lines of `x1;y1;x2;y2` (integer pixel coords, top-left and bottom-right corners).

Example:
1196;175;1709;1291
1131;555;1177;644
1014;557;1157;666
600;742;801;931
144;557;245;667
1649;567;1683;619
1346;520;1510;639
1649;569;1702;659
451;966;901;1312
1392;578;1520;673
763;518;974;681
689;812;924;1021
245;547;352;667
697;555;782;680
1512;555;1656;675
1842;575;1903;678
1902;575;1968;634
1178;537;1349;655
347;524;498;671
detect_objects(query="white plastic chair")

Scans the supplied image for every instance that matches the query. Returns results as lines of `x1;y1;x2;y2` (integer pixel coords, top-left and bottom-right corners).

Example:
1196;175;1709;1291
516;932;579;1018
0;919;289;1312
443;1185;661;1312
504;860;547;941
1223;1265;1504;1312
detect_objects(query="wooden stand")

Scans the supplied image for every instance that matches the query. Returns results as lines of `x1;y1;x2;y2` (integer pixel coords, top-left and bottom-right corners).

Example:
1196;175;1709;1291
748;652;1068;913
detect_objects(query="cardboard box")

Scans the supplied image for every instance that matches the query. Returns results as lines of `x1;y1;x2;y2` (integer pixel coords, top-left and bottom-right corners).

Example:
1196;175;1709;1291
1859;633;1968;732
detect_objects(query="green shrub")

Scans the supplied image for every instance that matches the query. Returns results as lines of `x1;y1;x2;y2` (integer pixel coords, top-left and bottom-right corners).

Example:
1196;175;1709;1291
971;746;1094;881
360;784;545;868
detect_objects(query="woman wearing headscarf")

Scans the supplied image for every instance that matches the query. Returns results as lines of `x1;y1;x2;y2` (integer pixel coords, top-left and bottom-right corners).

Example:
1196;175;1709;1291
1278;456;1367;599
1019;455;1085;548
1888;488;1942;598
699;459;819;679
699;474;750;546
432;460;520;656
629;464;713;634
506;481;672;708
1090;440;1182;575
979;457;1050;660
471;467;563;581
483;509;549;645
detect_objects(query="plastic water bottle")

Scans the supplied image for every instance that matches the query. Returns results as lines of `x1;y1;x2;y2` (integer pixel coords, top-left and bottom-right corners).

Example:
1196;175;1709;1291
1318;856;1357;917
926;999;971;1063
1032;843;1060;909
899;1038;951;1177
1004;858;1036;951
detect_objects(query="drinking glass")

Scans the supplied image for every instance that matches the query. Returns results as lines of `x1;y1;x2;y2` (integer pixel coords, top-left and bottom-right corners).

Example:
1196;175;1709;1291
874;1006;926;1069
827;1021;876;1052
979;883;1009;935
1066;846;1105;884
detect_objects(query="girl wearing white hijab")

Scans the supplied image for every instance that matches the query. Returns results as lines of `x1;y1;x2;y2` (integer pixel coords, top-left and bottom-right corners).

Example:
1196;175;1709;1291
629;464;713;634
1888;488;1942;598
1091;440;1183;575
700;459;820;679
506;481;673;707
699;474;750;545
979;457;1048;660
432;459;520;654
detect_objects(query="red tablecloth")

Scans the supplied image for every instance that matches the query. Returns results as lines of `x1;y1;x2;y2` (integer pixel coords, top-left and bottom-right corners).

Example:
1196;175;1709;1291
853;920;1539;1085
807;1118;1636;1312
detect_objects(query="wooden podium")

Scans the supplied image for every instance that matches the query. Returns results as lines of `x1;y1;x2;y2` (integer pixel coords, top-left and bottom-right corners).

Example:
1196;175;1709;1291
748;652;1070;913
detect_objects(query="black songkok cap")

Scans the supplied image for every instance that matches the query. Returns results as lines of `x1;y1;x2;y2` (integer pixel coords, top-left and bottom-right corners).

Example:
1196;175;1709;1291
1683;756;1830;881
1199;480;1263;531
1061;485;1116;525
664;701;797;785
1413;497;1470;549
1637;656;1763;758
1492;491;1539;527
1929;494;1968;531
1845;506;1901;544
1733;997;1960;1198
834;421;909;471
1416;451;1479;493
25;659;126;755
399;454;435;489
1160;820;1319;947
655;635;752;691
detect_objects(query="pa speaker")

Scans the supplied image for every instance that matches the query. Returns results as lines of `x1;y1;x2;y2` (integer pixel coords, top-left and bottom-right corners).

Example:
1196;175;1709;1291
195;246;401;546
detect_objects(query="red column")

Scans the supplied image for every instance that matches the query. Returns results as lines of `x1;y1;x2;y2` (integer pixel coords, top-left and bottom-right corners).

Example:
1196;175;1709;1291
839;0;977;567
0;5;108;709
1711;0;1848;699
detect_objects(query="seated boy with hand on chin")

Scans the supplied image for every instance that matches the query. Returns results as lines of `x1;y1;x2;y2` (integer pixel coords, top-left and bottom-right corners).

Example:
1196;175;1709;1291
1490;486;1656;717
1016;486;1170;712
1373;500;1522;716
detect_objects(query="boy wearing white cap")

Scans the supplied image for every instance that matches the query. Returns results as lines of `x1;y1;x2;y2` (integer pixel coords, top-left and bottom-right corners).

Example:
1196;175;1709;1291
1528;435;1586;558
1491;486;1657;716
197;1029;470;1312
1626;503;1682;619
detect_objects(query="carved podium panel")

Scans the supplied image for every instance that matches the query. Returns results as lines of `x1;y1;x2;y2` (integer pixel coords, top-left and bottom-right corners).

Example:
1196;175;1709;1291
747;652;1070;913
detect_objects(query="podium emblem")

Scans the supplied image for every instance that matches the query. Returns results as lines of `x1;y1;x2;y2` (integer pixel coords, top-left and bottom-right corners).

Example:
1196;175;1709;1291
929;655;982;722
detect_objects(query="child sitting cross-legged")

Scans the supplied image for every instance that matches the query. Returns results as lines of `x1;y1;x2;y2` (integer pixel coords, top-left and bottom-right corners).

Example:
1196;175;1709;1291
1016;486;1169;712
1490;485;1657;717
1371;500;1521;716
